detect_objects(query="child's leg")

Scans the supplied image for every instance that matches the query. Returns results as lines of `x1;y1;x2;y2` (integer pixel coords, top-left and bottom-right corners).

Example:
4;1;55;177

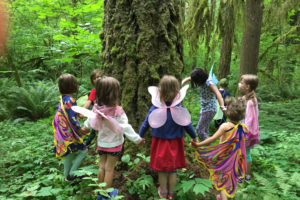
64;153;75;177
98;154;107;183
196;111;216;140
158;172;168;197
220;191;228;200
69;148;88;176
168;172;177;194
246;148;252;177
103;154;118;188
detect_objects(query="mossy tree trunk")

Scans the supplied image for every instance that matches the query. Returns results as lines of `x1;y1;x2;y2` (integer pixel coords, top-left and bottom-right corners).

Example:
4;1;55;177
240;0;263;75
101;0;184;128
218;2;234;79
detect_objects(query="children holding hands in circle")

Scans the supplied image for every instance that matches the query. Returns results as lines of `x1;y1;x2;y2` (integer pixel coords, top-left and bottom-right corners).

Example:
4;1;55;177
53;71;259;200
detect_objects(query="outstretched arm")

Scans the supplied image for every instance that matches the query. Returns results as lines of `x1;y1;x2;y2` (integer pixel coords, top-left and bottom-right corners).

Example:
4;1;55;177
209;84;226;112
191;124;225;147
181;77;191;85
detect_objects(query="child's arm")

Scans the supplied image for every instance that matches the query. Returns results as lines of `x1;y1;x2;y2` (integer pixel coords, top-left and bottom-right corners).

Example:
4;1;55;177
83;100;92;109
209;84;226;112
138;106;155;138
191;124;226;147
181;77;191;85
119;113;144;145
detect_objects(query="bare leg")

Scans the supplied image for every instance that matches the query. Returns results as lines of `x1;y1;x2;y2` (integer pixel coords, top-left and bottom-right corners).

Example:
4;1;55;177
103;154;118;188
220;191;228;200
168;173;177;193
98;154;107;183
158;172;168;191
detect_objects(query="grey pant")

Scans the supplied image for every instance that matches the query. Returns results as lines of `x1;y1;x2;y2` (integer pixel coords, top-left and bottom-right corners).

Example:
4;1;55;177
64;149;88;177
196;111;216;141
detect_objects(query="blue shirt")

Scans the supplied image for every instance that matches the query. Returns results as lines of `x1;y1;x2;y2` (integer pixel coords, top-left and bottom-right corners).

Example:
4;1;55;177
138;104;197;139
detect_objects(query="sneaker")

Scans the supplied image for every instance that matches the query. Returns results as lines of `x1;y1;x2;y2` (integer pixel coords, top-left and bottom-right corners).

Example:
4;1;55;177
64;175;75;182
109;188;118;197
216;195;221;200
245;175;252;181
158;187;168;199
237;176;245;184
168;191;175;200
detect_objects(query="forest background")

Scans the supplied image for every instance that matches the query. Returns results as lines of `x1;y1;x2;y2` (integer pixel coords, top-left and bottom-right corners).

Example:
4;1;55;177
0;0;299;199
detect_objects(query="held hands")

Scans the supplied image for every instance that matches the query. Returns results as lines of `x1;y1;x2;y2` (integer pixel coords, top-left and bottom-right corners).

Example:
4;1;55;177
190;138;201;148
220;105;227;112
80;127;90;134
138;138;145;146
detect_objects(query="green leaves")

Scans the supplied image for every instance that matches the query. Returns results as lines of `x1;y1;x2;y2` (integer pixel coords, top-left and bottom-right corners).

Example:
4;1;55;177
174;178;212;196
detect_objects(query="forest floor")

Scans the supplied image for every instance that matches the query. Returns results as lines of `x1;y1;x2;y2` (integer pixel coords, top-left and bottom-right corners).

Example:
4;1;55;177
0;99;300;200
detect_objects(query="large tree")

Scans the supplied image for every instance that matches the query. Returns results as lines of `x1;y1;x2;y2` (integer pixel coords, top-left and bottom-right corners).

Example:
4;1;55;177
240;0;264;75
101;0;184;127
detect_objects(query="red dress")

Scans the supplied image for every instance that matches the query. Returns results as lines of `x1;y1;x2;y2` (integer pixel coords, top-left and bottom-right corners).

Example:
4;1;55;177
150;137;186;172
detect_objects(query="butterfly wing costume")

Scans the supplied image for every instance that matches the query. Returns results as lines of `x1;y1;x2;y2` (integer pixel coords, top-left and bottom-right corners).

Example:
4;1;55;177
195;124;248;198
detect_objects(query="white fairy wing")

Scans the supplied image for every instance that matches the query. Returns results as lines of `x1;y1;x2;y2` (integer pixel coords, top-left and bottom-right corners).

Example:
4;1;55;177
148;108;167;128
170;106;191;126
72;106;95;118
170;85;189;107
148;86;165;108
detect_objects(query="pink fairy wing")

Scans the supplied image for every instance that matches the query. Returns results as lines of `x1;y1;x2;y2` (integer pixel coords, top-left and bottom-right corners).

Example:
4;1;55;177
105;116;122;134
72;106;95;118
89;114;102;130
148;86;165;108
148;108;167;128
170;85;189;107
170;106;191;126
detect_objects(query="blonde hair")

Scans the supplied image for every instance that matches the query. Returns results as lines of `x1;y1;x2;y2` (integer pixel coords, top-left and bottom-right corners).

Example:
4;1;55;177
158;75;180;103
240;74;259;105
225;97;246;123
95;76;120;107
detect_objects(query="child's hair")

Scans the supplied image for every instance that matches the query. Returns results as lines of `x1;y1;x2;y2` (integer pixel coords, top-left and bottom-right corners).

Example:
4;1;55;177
224;97;246;123
58;74;78;94
190;68;209;88
218;78;228;89
158;75;180;103
240;74;259;102
90;69;102;85
95;76;120;107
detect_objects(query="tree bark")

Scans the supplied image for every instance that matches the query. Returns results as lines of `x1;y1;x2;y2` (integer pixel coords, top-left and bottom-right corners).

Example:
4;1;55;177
239;0;263;75
101;0;184;127
218;2;234;79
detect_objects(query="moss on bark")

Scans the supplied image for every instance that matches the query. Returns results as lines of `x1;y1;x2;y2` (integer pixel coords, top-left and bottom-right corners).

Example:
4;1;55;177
101;0;184;128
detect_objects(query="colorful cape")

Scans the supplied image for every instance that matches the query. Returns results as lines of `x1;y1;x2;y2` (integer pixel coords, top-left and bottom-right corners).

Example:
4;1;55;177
52;96;88;159
195;123;248;198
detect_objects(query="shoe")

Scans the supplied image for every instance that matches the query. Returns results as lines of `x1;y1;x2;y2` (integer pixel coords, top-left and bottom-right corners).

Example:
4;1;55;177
109;188;118;197
158;187;168;199
237;176;245;184
216;195;221;200
65;174;75;182
168;191;175;200
245;175;252;181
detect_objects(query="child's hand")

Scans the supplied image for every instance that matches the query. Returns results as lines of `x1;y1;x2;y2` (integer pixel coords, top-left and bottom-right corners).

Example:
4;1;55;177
220;106;227;112
80;128;90;134
190;139;201;148
181;77;191;85
138;138;145;146
78;113;85;119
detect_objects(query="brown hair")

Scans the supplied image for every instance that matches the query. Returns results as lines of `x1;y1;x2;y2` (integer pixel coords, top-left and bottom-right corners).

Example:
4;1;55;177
240;74;259;104
158;75;180;102
58;74;78;94
224;97;246;123
95;76;120;107
90;69;102;85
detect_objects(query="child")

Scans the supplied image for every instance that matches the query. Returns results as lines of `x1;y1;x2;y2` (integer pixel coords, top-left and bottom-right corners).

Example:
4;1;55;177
53;74;90;181
238;74;259;180
214;78;230;128
182;68;226;140
82;69;102;146
139;75;198;200
191;97;248;200
82;77;145;199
